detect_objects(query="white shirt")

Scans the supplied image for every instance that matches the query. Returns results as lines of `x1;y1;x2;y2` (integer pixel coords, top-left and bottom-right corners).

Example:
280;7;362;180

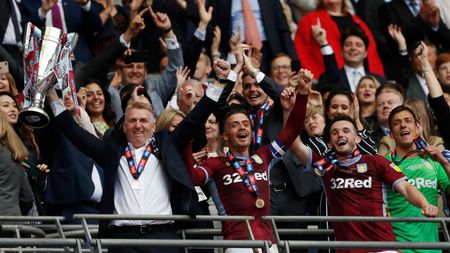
2;0;22;47
344;65;366;93
113;143;173;226
230;0;267;42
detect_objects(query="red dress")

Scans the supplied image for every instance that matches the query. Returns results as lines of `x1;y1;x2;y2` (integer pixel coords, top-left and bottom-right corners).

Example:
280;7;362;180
294;9;384;79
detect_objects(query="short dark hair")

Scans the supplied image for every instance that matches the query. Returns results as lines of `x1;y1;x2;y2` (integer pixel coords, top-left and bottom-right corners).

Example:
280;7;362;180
326;115;358;140
218;104;250;134
341;27;369;49
388;105;419;129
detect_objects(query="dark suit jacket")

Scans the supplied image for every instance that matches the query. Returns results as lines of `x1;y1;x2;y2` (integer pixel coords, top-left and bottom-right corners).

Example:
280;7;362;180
317;53;386;93
205;0;298;68
20;0;103;64
407;74;427;103
257;76;322;198
53;95;217;236
0;0;16;43
379;0;450;52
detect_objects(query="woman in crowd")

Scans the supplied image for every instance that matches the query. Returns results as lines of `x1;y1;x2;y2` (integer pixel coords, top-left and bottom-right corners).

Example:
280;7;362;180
0;91;47;215
0;72;19;97
0;110;34;216
356;75;381;130
436;52;450;88
294;0;383;79
378;99;445;156
304;105;326;138
84;82;116;139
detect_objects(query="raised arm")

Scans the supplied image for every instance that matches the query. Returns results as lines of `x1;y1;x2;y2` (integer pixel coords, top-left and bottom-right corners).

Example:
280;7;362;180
146;7;183;106
416;42;450;146
47;89;106;166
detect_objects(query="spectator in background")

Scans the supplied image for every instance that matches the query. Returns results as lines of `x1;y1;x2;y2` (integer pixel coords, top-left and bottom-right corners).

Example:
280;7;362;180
356;76;380;131
405;42;438;103
0;110;34;216
270;54;293;87
0;72;19;97
176;79;204;116
313;25;385;93
0;91;47;216
295;0;384;80
90;0;129;57
371;83;406;146
112;7;183;118
201;0;299;71
0;0;23;62
436;53;450;88
378;98;445;156
379;0;450;77
84;81;116;139
20;0;103;64
304;105;326;138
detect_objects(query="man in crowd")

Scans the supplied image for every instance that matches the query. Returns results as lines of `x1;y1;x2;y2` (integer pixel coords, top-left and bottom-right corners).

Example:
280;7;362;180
289;114;437;253
314;25;385;93
372;83;406;145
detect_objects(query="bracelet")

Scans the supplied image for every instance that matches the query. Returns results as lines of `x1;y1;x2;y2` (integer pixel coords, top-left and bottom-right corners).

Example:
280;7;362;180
320;44;329;48
163;27;172;34
399;48;408;55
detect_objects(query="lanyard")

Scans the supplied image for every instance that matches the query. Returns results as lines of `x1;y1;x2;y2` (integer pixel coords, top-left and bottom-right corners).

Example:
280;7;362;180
226;152;260;197
314;149;360;176
249;102;271;147
124;138;159;179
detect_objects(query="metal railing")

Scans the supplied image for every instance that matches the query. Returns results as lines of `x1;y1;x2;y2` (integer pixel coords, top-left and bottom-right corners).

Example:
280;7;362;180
2;215;450;252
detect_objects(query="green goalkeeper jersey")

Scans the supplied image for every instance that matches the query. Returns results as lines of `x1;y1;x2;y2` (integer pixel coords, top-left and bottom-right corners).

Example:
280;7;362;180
385;154;450;253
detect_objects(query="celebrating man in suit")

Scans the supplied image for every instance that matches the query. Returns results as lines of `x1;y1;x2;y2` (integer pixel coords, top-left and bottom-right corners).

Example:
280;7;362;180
314;25;385;93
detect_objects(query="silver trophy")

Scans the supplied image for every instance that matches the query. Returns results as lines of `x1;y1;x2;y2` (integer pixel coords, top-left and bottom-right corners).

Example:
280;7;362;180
19;23;78;128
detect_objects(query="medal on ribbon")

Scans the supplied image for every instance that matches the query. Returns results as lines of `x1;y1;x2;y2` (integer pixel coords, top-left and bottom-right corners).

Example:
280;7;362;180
226;152;265;209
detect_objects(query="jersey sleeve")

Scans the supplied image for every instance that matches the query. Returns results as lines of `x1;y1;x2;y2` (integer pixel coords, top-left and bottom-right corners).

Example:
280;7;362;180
435;160;450;193
191;159;215;186
305;149;324;172
378;155;407;190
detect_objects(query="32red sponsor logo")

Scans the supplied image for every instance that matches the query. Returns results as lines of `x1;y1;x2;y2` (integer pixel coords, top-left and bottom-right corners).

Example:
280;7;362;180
222;172;268;186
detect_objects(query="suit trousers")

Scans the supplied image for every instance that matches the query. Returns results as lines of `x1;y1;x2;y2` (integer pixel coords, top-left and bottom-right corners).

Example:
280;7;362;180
109;224;182;253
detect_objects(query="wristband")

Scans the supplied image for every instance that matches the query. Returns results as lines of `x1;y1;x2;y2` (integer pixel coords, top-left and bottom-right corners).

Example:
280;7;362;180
320;44;329;48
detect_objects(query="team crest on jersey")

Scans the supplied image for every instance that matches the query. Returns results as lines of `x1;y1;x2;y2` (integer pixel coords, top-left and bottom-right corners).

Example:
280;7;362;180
356;163;367;173
390;163;402;173
251;154;263;164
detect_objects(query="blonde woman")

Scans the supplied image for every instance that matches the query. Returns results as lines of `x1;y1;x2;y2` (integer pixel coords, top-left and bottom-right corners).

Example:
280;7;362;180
0;111;34;216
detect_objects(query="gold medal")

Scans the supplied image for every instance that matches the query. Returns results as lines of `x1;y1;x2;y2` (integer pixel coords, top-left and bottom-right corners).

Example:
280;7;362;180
131;180;140;190
255;198;265;208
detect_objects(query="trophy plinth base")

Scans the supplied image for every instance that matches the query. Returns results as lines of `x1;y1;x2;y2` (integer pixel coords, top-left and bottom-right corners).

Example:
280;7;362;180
19;107;50;128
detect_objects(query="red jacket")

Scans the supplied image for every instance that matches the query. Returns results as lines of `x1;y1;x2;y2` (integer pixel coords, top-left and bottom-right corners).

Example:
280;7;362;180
294;9;384;79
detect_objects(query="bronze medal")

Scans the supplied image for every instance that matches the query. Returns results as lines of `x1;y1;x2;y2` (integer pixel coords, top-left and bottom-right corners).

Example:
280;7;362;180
255;198;265;208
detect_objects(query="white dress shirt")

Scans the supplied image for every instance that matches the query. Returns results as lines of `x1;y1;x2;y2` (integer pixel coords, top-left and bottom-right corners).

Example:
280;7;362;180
344;65;366;93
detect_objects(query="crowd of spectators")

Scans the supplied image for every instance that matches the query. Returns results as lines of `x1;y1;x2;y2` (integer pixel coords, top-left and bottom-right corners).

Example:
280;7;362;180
1;0;450;252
